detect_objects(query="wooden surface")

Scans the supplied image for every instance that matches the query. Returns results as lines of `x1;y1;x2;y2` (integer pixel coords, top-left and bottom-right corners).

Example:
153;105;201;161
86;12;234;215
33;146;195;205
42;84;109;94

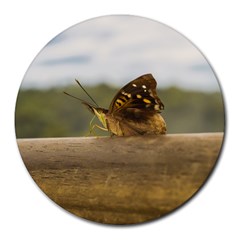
17;133;224;225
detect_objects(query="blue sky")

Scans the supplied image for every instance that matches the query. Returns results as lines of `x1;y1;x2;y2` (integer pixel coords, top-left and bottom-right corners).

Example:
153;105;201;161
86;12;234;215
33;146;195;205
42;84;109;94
22;15;220;92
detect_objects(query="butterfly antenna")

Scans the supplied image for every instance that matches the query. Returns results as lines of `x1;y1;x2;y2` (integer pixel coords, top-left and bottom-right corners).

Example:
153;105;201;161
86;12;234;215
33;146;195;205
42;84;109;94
75;79;99;107
63;91;86;102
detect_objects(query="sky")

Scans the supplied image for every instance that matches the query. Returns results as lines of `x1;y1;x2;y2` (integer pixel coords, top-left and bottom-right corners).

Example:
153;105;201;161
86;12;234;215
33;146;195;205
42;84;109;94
21;15;221;92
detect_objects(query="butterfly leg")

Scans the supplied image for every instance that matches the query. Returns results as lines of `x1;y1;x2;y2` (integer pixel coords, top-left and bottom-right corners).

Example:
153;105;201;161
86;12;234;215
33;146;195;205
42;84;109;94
91;124;108;132
86;116;108;136
85;116;97;136
110;133;115;137
87;124;108;137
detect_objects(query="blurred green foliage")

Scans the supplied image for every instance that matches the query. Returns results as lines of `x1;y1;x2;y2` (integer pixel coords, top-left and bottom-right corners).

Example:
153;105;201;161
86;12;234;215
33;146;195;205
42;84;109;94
15;84;225;138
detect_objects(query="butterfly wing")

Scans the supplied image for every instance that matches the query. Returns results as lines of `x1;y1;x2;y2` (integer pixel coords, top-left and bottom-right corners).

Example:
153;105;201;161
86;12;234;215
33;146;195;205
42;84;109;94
106;107;167;136
109;73;164;114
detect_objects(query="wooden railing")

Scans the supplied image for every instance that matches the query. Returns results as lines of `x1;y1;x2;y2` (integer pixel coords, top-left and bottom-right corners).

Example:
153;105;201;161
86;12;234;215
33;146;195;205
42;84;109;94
17;133;224;224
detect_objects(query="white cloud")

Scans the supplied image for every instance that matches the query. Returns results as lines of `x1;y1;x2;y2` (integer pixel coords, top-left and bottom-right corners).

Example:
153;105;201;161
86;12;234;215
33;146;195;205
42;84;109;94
21;15;220;92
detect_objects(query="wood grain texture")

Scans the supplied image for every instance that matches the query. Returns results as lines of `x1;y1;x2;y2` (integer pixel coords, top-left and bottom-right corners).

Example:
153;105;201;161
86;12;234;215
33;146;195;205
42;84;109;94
17;133;224;224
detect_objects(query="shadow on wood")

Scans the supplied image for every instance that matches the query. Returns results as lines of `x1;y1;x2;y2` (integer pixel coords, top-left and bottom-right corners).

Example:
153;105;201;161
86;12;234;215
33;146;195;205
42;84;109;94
17;133;224;225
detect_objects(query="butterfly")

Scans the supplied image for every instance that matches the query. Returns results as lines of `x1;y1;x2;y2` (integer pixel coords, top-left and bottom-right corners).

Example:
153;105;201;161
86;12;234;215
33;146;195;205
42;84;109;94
64;73;166;136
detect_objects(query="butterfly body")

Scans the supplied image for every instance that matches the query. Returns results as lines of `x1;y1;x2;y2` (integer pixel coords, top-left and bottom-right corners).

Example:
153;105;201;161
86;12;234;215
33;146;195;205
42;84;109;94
80;74;166;136
105;110;166;136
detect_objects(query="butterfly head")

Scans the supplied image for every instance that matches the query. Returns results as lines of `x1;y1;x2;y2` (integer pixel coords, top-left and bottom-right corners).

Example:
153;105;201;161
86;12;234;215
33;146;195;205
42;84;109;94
82;101;108;129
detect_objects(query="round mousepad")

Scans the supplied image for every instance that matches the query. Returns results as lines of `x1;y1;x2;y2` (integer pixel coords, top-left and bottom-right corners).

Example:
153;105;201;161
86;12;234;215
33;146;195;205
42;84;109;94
15;15;225;225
